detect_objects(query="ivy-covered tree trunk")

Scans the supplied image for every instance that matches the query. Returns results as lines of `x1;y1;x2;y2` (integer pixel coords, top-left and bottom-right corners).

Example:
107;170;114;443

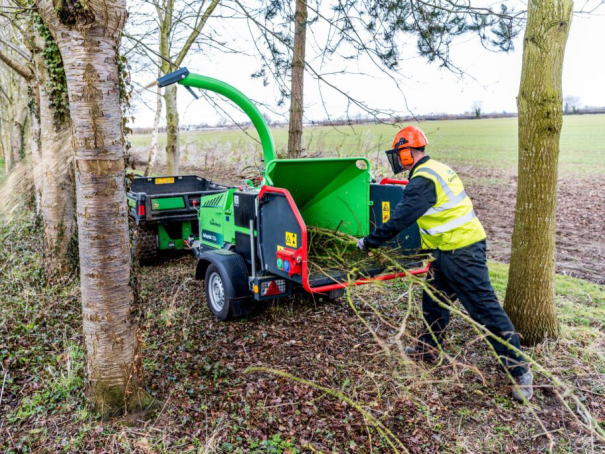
504;0;573;346
38;82;76;274
29;27;78;275
36;0;145;413
287;0;307;159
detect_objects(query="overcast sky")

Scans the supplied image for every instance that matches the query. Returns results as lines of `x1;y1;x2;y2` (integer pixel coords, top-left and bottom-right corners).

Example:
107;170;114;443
128;2;605;128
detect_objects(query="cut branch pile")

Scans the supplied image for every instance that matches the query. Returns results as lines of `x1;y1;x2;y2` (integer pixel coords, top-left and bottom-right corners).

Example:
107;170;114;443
307;226;430;279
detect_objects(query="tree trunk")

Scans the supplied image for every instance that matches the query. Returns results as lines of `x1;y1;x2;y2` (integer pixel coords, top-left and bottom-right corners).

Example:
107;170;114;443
39;83;77;275
11;85;29;165
0;115;8;173
164;83;180;175
36;0;145;414
144;81;162;177
504;0;573;346
29;95;43;214
287;0;307;159
1;109;10;173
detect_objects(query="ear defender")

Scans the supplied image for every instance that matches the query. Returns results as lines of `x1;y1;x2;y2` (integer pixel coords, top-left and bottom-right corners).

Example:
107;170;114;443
398;147;414;166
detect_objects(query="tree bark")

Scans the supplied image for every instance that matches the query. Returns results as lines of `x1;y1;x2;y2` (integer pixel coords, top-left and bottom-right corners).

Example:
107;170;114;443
287;0;307;159
0;114;8;173
504;0;573;346
0;83;13;172
154;0;218;175
158;0;179;175
39;82;76;274
163;82;180;175
144;81;162;177
31;36;77;273
36;0;145;413
10;84;29;165
29;91;43;214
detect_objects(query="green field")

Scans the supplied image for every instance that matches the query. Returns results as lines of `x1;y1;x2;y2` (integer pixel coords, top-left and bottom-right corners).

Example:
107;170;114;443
130;115;605;174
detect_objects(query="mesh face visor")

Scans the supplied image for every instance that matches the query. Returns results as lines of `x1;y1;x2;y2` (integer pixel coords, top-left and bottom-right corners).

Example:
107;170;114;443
385;148;405;174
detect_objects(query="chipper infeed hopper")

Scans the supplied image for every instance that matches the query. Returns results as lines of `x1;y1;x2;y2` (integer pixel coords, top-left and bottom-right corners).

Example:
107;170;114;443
157;68;430;320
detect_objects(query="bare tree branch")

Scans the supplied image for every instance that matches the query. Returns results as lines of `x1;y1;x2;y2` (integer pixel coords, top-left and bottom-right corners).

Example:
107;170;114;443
0;46;32;80
174;0;220;67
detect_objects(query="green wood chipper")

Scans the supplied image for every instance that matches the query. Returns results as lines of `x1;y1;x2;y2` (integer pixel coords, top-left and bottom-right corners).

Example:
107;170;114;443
133;68;429;320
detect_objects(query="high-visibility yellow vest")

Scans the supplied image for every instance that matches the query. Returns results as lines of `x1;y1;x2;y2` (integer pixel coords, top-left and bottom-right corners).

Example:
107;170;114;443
412;159;486;250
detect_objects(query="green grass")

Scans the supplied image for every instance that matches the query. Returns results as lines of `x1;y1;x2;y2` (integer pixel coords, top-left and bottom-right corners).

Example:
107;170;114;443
129;115;605;174
489;260;605;332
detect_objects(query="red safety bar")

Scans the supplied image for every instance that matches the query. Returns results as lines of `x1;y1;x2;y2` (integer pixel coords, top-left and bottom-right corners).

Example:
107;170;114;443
380;178;409;186
307;262;431;293
259;185;431;294
258;184;309;281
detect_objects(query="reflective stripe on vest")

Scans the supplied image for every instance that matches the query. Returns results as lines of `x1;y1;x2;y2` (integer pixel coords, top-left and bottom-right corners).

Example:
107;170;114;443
415;167;468;216
412;159;486;250
419;209;477;235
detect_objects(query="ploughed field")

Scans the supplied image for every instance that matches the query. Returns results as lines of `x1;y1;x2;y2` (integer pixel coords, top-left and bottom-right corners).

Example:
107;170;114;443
130;114;605;284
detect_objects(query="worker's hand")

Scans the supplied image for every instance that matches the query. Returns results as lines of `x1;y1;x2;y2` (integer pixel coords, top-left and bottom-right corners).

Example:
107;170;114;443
356;238;366;251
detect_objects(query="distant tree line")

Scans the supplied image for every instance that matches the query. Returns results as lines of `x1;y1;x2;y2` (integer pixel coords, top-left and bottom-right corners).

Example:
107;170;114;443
130;103;605;135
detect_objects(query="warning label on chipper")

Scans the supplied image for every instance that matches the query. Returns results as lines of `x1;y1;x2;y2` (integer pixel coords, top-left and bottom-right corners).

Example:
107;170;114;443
382;201;390;223
285;231;297;248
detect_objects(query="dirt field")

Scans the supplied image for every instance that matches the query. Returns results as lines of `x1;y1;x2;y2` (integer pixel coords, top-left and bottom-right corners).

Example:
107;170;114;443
462;166;605;285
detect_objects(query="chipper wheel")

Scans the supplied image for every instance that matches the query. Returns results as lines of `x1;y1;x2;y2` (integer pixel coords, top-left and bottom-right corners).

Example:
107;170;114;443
133;225;159;265
204;264;252;321
327;288;346;300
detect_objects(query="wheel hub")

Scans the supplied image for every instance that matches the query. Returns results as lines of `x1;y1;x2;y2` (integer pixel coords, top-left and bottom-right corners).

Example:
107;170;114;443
208;272;225;312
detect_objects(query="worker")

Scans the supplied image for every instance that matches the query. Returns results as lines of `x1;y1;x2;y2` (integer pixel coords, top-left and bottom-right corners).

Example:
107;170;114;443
356;126;533;403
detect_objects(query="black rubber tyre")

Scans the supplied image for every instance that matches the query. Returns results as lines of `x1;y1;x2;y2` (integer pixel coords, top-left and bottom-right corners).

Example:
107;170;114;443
327;288;346;300
134;225;158;265
205;264;233;321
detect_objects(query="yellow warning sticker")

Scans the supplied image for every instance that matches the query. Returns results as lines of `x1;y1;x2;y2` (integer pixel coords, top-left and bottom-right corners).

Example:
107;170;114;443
285;231;297;248
155;177;175;185
382;201;391;223
277;245;284;251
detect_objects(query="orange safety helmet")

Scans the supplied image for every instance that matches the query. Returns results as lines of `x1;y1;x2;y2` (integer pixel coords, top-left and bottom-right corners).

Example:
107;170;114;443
385;126;428;173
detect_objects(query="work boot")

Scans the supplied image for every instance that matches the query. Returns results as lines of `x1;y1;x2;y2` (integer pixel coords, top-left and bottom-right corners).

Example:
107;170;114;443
511;370;534;403
403;343;438;363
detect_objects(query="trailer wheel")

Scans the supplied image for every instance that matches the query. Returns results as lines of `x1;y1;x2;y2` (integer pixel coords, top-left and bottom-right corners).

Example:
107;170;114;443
205;264;236;320
327;288;346;300
134;225;158;265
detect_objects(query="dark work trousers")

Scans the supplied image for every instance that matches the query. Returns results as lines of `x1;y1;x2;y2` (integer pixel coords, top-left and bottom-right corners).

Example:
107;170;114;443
419;239;528;377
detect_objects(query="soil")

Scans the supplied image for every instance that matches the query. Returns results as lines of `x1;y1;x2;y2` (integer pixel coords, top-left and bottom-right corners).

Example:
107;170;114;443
460;166;605;285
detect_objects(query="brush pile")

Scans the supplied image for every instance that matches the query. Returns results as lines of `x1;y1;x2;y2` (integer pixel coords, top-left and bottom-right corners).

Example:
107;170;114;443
307;226;430;280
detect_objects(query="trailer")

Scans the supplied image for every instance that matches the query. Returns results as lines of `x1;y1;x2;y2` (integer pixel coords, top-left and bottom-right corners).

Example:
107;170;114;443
127;175;228;263
156;68;430;320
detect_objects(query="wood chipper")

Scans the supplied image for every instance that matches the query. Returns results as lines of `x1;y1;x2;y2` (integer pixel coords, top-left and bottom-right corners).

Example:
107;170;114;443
157;68;430;320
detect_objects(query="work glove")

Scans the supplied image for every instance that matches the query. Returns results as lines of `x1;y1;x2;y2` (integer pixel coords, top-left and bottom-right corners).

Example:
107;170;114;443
356;238;366;250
